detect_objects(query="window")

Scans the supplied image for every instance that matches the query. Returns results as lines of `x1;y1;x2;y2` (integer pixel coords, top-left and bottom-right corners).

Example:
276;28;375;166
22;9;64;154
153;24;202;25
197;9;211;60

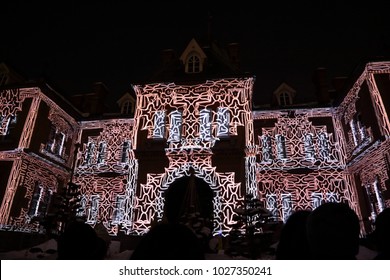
0;114;17;136
167;110;182;142
153;111;166;139
84;142;95;165
266;194;279;221
77;195;87;218
318;132;329;159
261;135;273;162
112;195;126;224
350;113;371;147
46;125;65;157
121;140;130;163
281;193;293;223
304;133;315;159
199;109;212;140
364;185;377;222
278;92;292;106
186;54;201;73
97;142;106;164
121;100;134;115
373;178;385;212
275;134;287;159
311;192;323;209
88;195;100;223
216;107;230;137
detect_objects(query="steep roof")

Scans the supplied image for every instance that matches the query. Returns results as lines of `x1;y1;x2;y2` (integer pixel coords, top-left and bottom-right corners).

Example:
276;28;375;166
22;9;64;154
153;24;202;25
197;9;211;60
145;37;251;85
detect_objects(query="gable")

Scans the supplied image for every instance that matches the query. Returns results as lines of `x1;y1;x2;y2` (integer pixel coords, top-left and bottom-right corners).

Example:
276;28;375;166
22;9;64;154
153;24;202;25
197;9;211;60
179;38;207;65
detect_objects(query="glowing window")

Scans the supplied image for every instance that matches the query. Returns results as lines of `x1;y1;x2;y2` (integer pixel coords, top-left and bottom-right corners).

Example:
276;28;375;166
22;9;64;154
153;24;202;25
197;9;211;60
78;195;87;217
85;142;95;165
97;142;106;164
112;195;126;224
46;125;65;157
275;134;287;159
186;54;201;73
121;140;130;163
153;111;166;139
216;107;230;137
365;185;378;222
0;114;17;136
88;195;100;223
318;132;329;159
261;135;273;162
350;114;370;147
168;110;182;142
200;108;212;140
266;194;279;221
28;183;43;217
373;178;385;212
304;133;315;159
281;193;293;222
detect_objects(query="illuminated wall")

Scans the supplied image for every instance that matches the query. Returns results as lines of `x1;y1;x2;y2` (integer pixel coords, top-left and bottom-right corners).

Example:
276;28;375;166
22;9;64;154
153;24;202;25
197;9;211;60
73;78;256;236
253;108;360;223
0;87;79;232
1;62;390;236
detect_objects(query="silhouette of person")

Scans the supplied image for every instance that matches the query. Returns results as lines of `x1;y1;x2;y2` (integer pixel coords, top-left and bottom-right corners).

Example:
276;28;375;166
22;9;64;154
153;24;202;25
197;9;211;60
306;202;360;259
130;222;205;260
275;209;312;260
372;208;390;260
57;220;106;260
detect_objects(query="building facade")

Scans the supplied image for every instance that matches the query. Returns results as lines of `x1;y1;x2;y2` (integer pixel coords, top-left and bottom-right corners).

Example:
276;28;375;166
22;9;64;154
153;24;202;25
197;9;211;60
1;40;389;237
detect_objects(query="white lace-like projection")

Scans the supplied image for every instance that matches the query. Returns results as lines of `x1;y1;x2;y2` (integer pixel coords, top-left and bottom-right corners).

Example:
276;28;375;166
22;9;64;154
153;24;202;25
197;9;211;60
1;62;390;236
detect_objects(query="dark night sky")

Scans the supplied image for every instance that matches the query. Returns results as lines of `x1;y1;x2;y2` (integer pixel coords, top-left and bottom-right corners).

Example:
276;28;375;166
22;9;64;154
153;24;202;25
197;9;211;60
1;1;389;105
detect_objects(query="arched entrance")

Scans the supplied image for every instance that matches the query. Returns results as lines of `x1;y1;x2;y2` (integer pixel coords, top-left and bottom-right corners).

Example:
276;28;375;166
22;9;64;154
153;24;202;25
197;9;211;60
164;169;214;224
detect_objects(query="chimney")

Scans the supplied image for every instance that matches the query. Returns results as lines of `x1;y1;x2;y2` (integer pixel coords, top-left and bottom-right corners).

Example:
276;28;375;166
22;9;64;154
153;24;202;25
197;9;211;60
313;67;330;104
331;76;348;92
161;49;175;66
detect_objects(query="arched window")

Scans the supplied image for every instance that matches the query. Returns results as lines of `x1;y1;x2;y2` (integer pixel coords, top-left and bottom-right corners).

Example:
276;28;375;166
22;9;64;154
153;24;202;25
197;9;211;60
168;110;182;142
186;54;201;73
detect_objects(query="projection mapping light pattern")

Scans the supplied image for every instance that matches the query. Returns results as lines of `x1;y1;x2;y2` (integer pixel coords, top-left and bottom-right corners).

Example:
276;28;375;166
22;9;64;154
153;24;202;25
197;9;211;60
72;78;255;235
2;62;390;236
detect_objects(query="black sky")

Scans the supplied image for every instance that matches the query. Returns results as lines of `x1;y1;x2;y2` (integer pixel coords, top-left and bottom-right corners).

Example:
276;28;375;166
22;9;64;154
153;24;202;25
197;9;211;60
1;1;389;104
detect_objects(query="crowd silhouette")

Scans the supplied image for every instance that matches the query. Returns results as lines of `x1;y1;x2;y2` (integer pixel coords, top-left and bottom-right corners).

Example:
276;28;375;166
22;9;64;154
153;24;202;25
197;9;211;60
1;202;389;260
275;209;312;260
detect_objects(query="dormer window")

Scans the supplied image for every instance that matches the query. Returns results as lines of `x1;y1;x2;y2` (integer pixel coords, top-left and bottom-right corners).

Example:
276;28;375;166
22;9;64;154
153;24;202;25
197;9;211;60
117;92;136;116
121;100;134;115
180;38;206;74
279;92;292;106
186;54;201;73
273;83;296;107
